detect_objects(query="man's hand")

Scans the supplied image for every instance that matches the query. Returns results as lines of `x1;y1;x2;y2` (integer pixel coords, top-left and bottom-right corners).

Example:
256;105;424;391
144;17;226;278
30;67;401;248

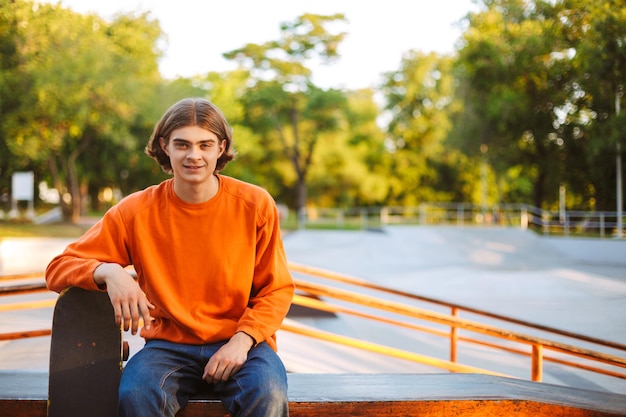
202;332;254;384
94;263;154;335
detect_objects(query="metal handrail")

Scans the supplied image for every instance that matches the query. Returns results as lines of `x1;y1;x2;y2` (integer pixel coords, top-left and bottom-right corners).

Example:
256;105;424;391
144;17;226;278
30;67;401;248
0;272;46;281
281;316;511;377
290;280;626;368
288;293;626;380
0;273;55;342
286;263;626;383
288;262;626;352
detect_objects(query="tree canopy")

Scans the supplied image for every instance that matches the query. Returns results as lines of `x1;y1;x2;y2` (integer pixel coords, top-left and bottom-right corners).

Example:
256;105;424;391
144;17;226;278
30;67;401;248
0;0;624;223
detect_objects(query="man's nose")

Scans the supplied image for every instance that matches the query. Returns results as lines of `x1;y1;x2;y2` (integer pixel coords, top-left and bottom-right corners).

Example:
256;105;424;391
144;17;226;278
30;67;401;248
186;145;201;158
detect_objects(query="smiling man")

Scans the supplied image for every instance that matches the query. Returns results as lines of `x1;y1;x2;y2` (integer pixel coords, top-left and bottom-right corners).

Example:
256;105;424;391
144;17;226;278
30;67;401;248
46;98;295;417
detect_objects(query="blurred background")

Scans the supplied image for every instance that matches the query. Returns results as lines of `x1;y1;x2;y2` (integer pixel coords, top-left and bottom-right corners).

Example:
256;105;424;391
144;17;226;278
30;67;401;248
0;0;624;235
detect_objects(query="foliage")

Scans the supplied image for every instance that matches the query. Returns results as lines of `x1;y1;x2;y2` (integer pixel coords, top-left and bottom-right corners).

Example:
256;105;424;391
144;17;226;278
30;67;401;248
224;14;355;221
0;1;624;223
455;0;569;208
381;51;466;205
557;0;626;210
1;1;163;221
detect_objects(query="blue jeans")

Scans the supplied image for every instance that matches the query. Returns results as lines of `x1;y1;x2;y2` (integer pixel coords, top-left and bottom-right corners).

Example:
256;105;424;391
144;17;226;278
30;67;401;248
118;339;289;417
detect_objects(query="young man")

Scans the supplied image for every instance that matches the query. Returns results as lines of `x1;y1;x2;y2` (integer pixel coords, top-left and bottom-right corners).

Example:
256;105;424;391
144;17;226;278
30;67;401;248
46;98;295;417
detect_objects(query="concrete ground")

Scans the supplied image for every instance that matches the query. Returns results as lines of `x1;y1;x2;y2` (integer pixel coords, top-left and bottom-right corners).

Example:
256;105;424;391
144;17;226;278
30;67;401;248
1;226;625;394
281;227;626;393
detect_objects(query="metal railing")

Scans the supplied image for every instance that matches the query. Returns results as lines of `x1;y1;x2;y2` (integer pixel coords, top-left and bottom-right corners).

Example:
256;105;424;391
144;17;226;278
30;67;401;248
303;203;625;238
285;263;626;383
0;273;55;340
2;267;625;385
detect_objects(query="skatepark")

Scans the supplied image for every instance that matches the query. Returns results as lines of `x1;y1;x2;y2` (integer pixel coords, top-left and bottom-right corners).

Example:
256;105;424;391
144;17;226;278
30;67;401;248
1;225;625;396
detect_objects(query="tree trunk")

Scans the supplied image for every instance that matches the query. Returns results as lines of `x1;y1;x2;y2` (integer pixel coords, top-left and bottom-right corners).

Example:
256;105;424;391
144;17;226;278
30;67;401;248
47;156;72;220
296;174;307;228
533;170;546;209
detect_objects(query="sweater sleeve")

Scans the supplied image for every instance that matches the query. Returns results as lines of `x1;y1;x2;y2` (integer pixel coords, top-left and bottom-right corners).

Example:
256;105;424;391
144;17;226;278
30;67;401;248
235;200;295;347
45;204;132;293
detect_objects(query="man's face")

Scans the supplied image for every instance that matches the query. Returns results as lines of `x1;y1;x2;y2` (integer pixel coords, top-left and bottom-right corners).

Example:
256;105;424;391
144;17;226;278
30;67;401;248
161;125;225;185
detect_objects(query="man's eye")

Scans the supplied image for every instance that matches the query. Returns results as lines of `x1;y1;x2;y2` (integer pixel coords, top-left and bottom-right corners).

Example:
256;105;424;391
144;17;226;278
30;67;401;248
174;143;187;149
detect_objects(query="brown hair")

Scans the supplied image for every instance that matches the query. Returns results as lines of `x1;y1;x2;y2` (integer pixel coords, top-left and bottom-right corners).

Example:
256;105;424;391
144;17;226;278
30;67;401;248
145;98;236;173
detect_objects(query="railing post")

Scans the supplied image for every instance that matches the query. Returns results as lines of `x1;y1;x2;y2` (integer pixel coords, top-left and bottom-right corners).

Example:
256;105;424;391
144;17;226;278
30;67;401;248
450;307;459;363
600;213;605;238
457;205;464;227
360;208;367;230
419;204;426;225
532;344;543;382
299;207;307;230
380;207;388;226
521;207;528;230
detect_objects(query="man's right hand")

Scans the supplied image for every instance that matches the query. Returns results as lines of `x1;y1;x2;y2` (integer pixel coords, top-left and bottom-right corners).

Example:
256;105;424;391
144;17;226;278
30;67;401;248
93;263;155;335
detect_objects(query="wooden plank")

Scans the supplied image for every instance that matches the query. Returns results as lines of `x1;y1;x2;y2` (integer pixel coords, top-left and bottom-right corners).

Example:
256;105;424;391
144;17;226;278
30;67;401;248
0;400;46;417
0;372;47;417
281;401;623;417
3;398;619;417
2;372;626;417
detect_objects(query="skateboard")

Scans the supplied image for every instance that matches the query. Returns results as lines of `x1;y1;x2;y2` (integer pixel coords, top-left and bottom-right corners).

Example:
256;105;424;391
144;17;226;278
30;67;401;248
48;287;126;417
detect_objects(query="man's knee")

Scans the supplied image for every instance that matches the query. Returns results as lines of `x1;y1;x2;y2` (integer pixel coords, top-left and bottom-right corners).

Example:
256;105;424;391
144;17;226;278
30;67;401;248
248;374;289;414
119;375;180;417
261;376;288;401
118;381;148;416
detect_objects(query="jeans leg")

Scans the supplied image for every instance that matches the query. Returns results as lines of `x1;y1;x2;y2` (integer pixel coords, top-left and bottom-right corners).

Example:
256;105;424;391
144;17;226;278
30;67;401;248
213;342;289;417
118;340;204;417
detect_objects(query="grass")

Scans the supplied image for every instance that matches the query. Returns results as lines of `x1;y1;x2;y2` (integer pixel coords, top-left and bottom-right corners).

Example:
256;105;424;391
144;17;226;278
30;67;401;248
1;217;300;238
0;221;92;238
0;219;327;238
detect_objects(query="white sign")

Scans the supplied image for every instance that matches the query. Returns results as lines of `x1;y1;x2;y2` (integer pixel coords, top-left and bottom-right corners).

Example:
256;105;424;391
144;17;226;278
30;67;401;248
12;171;34;201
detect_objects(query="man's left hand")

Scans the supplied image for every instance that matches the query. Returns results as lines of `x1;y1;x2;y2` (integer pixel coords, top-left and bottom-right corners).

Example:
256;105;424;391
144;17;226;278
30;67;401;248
202;332;255;384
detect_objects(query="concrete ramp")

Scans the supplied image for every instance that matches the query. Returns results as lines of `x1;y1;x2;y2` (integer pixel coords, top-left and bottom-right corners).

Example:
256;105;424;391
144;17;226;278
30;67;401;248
281;226;626;394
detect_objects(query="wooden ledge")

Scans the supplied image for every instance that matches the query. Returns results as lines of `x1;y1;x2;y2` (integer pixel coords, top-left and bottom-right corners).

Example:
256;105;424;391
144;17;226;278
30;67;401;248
1;372;625;417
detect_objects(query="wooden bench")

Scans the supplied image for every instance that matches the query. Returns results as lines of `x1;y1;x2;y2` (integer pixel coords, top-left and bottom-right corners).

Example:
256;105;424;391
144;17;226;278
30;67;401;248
2;371;625;416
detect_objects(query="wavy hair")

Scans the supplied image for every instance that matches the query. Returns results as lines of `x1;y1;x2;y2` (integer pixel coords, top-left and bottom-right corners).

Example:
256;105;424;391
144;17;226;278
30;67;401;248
145;98;236;173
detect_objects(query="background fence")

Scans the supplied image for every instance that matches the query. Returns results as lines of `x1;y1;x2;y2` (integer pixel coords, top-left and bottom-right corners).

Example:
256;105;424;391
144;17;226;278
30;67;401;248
302;203;624;238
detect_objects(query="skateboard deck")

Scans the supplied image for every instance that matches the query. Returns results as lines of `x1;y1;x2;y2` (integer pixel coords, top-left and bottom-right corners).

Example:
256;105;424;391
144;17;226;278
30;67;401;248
48;287;123;417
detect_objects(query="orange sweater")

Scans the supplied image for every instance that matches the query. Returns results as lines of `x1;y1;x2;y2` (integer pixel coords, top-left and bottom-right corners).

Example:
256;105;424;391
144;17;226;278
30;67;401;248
46;176;294;351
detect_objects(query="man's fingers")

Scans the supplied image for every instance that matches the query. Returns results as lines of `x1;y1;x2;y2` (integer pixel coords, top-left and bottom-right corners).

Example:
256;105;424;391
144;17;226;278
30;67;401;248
112;299;154;334
121;303;132;331
129;303;140;335
203;356;243;384
103;267;155;334
140;303;155;330
112;304;123;327
202;362;217;383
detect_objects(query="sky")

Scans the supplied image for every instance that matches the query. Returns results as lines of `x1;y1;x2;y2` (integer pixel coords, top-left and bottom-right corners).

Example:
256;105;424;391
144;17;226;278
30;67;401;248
53;0;478;90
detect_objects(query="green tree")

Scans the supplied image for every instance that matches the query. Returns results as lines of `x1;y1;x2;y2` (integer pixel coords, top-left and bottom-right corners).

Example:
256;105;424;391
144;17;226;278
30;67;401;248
557;0;626;212
455;0;576;209
306;88;388;208
381;51;464;205
224;13;348;224
0;0;33;207
2;2;163;221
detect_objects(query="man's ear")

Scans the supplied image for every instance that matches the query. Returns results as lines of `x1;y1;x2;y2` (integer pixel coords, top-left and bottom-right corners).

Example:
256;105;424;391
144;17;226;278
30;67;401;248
159;137;168;155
